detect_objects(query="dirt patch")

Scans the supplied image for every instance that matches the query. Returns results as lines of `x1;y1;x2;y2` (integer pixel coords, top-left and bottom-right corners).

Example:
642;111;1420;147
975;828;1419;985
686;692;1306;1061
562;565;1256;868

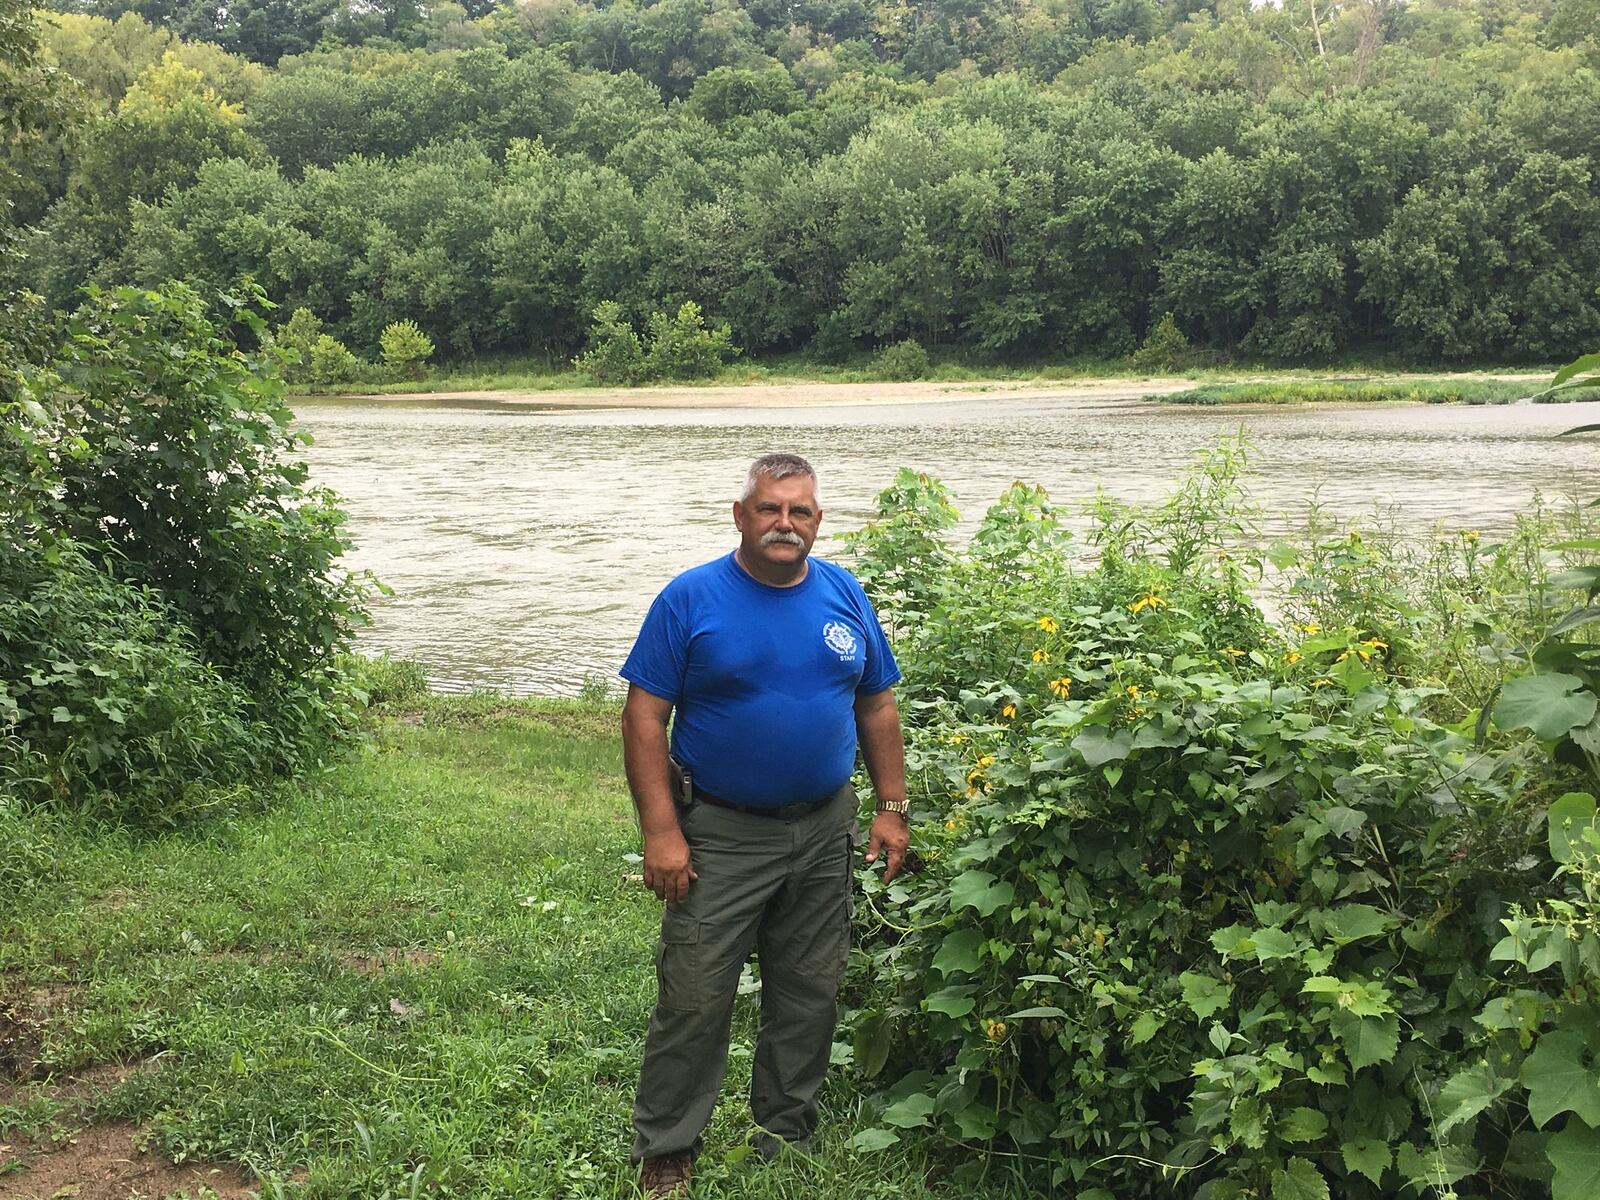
340;948;439;975
0;1057;158;1111
1;984;81;1082
0;1122;257;1200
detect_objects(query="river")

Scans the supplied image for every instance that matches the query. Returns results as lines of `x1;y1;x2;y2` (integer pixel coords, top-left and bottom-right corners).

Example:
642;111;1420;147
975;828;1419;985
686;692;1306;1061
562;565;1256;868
293;384;1600;694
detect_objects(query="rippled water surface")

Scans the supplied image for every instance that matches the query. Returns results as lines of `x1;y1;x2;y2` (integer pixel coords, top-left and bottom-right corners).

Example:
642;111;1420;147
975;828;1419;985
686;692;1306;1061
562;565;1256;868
294;389;1600;694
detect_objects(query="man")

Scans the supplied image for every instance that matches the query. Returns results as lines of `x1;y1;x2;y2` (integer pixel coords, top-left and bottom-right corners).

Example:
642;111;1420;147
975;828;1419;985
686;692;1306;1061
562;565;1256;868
619;452;911;1198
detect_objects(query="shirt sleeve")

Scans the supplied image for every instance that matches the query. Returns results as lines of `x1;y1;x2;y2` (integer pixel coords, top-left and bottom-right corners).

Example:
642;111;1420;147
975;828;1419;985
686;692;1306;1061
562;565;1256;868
853;588;901;694
619;592;689;703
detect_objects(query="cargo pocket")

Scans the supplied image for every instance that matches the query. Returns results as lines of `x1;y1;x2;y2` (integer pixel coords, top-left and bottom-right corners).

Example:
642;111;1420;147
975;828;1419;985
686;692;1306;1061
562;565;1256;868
834;832;855;980
656;906;702;1013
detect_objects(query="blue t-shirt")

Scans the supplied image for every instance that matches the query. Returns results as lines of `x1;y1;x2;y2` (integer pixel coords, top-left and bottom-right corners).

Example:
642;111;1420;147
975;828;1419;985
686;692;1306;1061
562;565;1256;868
620;552;900;808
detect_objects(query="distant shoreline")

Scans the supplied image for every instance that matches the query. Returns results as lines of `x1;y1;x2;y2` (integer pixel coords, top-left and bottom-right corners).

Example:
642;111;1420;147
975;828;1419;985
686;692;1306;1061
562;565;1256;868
295;371;1551;411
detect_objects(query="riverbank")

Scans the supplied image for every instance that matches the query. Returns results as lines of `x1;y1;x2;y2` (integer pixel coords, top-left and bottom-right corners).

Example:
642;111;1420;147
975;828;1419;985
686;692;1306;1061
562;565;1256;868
0;697;987;1200
293;369;1551;411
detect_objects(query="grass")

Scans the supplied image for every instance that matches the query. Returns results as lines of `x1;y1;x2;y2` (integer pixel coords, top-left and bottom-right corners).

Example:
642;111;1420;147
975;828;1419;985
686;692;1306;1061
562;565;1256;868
1154;379;1541;406
0;696;1014;1199
288;349;1556;398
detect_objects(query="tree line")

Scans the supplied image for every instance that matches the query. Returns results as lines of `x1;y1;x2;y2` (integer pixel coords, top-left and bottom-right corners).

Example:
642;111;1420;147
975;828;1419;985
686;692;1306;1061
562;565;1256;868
8;0;1600;366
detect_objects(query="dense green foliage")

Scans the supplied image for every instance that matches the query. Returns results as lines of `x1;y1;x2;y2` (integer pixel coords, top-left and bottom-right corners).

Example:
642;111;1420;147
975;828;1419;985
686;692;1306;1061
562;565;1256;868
1;281;370;818
9;0;1600;370
840;431;1599;1196
1159;379;1534;405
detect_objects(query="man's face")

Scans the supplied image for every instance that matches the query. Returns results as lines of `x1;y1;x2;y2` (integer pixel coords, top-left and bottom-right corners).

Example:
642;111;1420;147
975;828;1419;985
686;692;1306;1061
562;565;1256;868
733;473;822;572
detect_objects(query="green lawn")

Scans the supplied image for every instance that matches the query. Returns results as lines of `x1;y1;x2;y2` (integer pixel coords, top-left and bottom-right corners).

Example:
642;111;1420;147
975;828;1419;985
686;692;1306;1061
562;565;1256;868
0;698;1007;1199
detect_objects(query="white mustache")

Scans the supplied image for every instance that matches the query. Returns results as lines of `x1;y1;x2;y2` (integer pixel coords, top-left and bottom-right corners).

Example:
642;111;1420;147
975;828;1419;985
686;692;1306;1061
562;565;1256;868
761;531;804;547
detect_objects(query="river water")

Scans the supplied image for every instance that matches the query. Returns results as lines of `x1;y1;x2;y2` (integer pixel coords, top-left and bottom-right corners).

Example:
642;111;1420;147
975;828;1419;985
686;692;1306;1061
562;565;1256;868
293;387;1600;694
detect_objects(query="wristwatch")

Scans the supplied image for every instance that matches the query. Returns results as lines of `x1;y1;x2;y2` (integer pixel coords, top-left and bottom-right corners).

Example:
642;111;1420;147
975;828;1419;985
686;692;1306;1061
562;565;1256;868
876;796;911;819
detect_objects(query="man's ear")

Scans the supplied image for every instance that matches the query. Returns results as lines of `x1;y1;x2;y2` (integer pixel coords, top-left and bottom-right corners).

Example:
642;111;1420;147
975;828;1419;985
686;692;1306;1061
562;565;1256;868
732;499;745;531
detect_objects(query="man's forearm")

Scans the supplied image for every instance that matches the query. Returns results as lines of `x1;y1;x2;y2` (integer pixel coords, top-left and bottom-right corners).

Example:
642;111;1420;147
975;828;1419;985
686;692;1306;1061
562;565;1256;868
622;708;680;838
855;691;907;805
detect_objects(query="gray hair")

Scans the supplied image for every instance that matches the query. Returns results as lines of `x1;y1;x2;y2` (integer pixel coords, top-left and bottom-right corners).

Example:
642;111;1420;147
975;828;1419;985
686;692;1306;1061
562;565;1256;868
741;453;821;506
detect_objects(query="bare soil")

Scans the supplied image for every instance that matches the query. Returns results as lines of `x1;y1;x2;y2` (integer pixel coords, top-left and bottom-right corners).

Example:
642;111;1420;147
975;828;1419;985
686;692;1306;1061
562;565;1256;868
0;1123;257;1200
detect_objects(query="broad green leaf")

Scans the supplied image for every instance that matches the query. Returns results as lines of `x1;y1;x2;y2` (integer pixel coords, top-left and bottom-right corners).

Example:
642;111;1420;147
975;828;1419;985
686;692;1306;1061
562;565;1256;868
854;1011;892;1079
1005;1006;1067;1019
1437;1062;1509;1135
1277;1107;1328;1143
1550;606;1600;637
948;870;1015;917
950;1100;997;1139
1521;1031;1600;1128
1548;793;1599;865
1269;1157;1329;1200
1549;1118;1600;1200
1341;1137;1391;1185
1230;1097;1267;1148
1251;927;1302;961
932;929;985;975
882;1092;936;1128
1072;726;1134;767
1179;971;1232;1020
1494;673;1598;740
844;1127;900;1152
1129;1012;1161;1044
1552;351;1600;388
1396;1140;1479;1189
1316;904;1394;946
1549;566;1600;594
924;987;976;1018
1331;1012;1398;1069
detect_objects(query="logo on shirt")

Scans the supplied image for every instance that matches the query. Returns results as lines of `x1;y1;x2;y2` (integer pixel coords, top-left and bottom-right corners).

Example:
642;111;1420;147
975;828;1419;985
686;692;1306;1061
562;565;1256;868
822;621;858;660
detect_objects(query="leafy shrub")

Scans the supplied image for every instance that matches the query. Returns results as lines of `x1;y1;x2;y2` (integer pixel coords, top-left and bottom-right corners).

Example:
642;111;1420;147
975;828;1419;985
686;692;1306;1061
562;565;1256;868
576;300;737;384
1131;311;1191;371
872;338;930;381
810;314;857;365
308;331;362;384
344;652;429;707
842;443;1587;1197
573;300;644;384
379;318;434;381
2;282;371;818
641;301;737;381
277;306;322;383
0;541;265;819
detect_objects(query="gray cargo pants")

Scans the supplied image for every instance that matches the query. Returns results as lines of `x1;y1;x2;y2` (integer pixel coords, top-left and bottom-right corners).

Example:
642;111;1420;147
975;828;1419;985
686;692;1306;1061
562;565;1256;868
630;782;858;1163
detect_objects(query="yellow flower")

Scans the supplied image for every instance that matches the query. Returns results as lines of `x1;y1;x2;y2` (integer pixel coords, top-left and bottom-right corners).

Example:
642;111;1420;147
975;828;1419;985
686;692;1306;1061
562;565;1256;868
1032;648;1051;664
1294;622;1322;635
965;786;982;799
1036;616;1059;633
1461;529;1480;543
1222;647;1246;659
1049;676;1072;699
1361;637;1388;651
1126;684;1142;698
946;732;968;745
1001;702;1018;720
1284;650;1303;664
1129;591;1168;614
944;818;958;831
975;754;997;769
1310;678;1332;689
984;1019;1009;1042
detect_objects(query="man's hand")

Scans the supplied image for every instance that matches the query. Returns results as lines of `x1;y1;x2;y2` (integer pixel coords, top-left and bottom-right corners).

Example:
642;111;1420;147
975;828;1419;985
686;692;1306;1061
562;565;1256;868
643;828;698;903
864;811;910;884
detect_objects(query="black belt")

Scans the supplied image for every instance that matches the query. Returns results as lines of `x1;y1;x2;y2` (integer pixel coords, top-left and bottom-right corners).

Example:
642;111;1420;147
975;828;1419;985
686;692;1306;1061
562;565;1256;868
690;786;837;820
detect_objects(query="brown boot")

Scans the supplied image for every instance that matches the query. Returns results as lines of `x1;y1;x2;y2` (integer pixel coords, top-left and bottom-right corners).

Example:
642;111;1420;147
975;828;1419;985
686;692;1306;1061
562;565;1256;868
640;1151;693;1199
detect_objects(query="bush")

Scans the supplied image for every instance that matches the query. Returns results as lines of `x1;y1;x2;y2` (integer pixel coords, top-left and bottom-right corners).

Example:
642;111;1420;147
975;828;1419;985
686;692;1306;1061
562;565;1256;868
842;444;1586;1197
2;282;372;818
573;301;644;384
873;338;930;381
641;301;737;381
278;306;322;384
308;331;362;384
344;652;430;707
379;318;434;381
1131;311;1191;371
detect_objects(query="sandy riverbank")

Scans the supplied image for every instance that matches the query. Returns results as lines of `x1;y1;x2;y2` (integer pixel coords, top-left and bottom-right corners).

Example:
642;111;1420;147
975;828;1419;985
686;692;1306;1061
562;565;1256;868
325;371;1549;410
337;376;1201;409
